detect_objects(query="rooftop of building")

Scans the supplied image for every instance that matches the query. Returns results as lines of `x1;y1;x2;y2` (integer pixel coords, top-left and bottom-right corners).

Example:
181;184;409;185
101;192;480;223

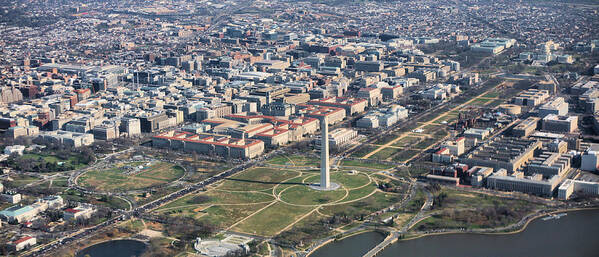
0;205;34;217
468;136;541;163
154;130;263;149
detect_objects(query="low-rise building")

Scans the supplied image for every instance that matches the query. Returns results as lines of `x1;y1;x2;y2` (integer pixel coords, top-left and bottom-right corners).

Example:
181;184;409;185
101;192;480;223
37;131;94;147
7;126;39;139
468;166;494;187
253;128;290;147
463;128;492;141
538;97;568;117
39;195;64;210
558;179;599;200
354;61;384;72
356;105;408;129
527;152;572;177
0;202;48;223
1;192;22;204
63;205;96;220
441;137;465;156
9;236;36;252
357;87;382;106
462;136;542;173
153;130;265;159
581;144;599;172
541;115;578;133
432;148;453;163
512;89;550;107
538;81;558;94
308;97;368;116
328;128;358;149
380;85;403;100
486;169;561;196
421;84;460;100
261;103;295;117
498;104;522;115
3;145;25;156
298;104;346;125
512;117;540;137
471;38;516;55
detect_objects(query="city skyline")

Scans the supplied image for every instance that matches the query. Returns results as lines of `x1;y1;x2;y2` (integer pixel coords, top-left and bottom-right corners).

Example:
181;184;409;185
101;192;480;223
0;0;597;256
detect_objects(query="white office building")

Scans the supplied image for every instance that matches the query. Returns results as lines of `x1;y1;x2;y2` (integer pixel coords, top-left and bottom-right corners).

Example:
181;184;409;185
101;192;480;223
581;145;599;172
558;179;599;200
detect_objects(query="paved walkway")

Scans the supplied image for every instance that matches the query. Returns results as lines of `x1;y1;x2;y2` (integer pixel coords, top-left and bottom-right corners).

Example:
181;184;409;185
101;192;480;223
363;188;433;257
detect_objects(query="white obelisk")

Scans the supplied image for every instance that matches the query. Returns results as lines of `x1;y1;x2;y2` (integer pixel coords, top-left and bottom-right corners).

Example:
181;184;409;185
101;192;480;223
320;117;330;189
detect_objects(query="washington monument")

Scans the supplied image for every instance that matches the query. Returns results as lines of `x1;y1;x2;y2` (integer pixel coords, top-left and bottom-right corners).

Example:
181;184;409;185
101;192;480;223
320;117;331;189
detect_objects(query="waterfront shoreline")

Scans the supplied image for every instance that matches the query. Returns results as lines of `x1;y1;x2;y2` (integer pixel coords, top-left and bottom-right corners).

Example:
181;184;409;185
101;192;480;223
305;229;384;257
306;206;599;256
401;206;599;242
74;238;148;257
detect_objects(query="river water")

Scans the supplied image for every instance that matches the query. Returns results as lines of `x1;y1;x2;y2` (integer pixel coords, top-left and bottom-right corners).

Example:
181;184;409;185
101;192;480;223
75;239;147;257
310;209;599;257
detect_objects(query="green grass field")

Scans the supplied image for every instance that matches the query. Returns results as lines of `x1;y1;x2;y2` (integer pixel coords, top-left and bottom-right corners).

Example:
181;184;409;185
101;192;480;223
22;153;88;170
267;155;319;167
152;166;392;237
487;99;505;107
319;192;400;217
392;136;422;147
218;167;300;192
436;114;459;123
391;150;421;162
199;203;272;228
422;124;443;134
5;174;41;187
343;182;378;202
373;133;399;145
232;202;314;236
320;172;370;189
369;147;402;160
279;186;347;205
469;98;493;106
350;145;378;158
412;189;544;231
414;138;438;149
339;160;395;170
61;189;130;210
194;160;231;173
78;161;185;192
482;92;500;98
